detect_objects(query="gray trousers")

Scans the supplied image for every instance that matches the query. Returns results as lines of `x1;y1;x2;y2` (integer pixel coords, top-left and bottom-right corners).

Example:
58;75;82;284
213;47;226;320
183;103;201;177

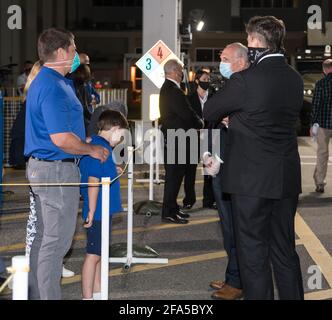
27;158;80;300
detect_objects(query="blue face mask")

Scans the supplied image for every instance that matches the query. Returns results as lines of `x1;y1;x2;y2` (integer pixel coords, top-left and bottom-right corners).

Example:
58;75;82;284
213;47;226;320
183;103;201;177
219;62;233;79
70;52;81;73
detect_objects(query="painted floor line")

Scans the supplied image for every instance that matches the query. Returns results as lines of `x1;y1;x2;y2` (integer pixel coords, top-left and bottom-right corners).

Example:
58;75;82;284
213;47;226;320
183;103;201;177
295;213;332;289
0;216;219;253
61;251;228;286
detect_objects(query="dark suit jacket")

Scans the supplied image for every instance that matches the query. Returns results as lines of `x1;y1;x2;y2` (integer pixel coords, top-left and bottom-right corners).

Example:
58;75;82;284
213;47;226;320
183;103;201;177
189;91;204;118
204;57;303;199
159;79;203;133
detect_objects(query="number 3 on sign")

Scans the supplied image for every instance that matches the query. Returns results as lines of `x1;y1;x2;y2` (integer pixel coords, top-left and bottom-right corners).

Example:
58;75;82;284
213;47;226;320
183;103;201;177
146;58;152;71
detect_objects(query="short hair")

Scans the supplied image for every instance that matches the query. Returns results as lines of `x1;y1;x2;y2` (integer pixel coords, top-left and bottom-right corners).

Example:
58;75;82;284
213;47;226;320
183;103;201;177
164;59;182;75
97;110;129;132
105;101;128;118
194;69;210;81
227;43;249;61
38;28;75;63
246;16;286;52
323;59;332;71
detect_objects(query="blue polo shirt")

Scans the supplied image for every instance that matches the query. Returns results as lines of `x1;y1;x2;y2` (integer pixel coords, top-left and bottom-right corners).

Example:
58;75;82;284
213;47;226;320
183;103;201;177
80;136;123;221
24;67;86;160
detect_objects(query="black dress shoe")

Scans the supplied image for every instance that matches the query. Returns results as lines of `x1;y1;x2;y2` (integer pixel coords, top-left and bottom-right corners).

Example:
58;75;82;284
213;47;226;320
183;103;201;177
315;185;325;193
162;215;189;224
203;203;218;210
178;210;190;219
182;204;193;210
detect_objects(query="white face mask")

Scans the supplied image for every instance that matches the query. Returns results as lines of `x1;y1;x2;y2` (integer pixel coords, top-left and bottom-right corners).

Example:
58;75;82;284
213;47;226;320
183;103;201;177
109;128;125;146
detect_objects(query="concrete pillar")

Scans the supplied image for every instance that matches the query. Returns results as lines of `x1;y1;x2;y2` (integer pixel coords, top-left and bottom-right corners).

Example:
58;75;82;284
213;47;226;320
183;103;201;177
142;0;181;121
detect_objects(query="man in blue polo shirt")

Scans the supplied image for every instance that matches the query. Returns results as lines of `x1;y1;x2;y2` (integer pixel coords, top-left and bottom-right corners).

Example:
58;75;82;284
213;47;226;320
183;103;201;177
25;28;109;300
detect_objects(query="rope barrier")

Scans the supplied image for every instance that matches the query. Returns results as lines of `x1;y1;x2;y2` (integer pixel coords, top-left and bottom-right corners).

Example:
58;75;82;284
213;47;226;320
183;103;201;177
0;144;142;188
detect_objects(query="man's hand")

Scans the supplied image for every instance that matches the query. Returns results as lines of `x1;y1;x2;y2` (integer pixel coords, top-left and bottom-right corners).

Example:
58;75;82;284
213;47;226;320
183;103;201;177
310;127;314;138
203;155;214;168
204;156;221;177
117;166;124;175
90;145;110;163
222;117;229;127
84;212;94;229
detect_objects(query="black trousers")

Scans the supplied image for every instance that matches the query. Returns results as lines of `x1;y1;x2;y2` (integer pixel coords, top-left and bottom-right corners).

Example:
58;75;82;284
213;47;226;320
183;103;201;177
231;194;304;300
183;165;215;207
162;162;186;217
212;171;241;289
183;164;197;206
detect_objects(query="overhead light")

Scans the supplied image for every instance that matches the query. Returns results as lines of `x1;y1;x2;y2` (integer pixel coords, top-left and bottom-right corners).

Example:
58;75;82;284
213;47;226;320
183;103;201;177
196;21;205;32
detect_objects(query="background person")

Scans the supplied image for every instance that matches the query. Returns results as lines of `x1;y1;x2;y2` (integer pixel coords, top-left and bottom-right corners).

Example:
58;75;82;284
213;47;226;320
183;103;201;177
185;70;216;210
204;16;304;300
79;53;101;109
310;59;332;194
17;60;33;96
71;64;94;135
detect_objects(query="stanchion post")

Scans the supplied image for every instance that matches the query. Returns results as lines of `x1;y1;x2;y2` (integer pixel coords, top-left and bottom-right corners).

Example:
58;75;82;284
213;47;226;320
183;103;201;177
149;132;154;201
101;177;111;301
0;90;3;205
12;256;29;300
127;146;134;267
155;118;161;183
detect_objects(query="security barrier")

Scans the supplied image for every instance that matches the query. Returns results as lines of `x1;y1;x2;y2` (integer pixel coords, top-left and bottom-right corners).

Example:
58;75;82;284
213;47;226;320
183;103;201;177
97;88;128;107
2;97;23;167
0;91;3;203
1;89;128;167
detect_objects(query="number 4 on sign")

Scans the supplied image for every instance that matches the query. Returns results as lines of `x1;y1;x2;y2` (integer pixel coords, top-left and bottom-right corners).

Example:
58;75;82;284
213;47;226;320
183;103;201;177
157;47;163;60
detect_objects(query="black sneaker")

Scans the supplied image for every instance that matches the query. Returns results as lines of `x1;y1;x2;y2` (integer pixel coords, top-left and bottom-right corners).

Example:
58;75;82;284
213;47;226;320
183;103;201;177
315;185;325;193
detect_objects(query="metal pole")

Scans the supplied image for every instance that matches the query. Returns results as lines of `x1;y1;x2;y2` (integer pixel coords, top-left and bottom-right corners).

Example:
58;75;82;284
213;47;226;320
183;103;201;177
155;118;160;183
149;132;154;201
101;177;110;301
0;91;3;205
126;147;134;268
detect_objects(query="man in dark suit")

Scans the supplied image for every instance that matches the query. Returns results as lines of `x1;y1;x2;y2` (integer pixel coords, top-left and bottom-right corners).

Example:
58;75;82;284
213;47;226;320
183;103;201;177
160;59;204;224
205;42;250;301
204;16;304;300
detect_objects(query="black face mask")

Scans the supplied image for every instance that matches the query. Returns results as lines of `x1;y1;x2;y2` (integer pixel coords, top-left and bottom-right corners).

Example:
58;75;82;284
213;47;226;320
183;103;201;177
247;47;270;64
199;81;210;91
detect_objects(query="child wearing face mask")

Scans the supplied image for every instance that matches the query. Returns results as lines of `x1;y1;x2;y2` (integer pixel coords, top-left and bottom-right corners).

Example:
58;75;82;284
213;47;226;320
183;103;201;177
79;110;128;300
